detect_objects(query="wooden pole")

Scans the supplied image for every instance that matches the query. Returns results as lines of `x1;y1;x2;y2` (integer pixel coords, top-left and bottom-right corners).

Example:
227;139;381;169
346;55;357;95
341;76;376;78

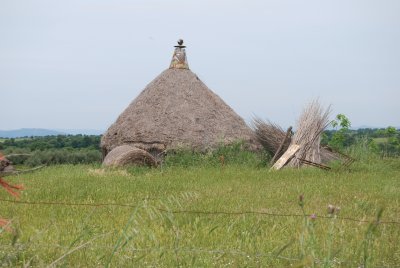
270;144;300;170
270;126;292;165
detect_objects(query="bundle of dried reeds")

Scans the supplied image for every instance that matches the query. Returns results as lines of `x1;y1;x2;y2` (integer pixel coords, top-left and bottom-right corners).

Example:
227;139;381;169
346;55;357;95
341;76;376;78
252;117;291;158
103;145;157;167
287;100;331;168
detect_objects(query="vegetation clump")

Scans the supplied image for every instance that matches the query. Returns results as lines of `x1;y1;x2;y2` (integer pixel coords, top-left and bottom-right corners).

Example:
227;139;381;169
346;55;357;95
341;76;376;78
0;156;399;266
0;135;101;166
0;125;399;168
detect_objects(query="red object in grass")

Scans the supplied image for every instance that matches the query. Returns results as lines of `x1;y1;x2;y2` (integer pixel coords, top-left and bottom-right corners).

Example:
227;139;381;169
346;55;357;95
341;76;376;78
0;178;24;199
0;218;12;232
0;177;22;233
0;152;24;234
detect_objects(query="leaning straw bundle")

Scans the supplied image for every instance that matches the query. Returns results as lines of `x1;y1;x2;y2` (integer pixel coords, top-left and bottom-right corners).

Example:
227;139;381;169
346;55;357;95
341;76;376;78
252;117;291;157
287;100;331;168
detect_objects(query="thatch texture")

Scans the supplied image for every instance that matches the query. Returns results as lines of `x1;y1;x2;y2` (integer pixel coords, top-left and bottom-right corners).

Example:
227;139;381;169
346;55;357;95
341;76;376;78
252;118;292;158
101;68;259;157
103;145;157;167
287;100;331;168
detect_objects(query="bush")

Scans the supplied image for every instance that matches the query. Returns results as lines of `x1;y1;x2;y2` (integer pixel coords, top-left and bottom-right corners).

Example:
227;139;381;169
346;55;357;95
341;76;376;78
0;135;102;166
23;149;102;166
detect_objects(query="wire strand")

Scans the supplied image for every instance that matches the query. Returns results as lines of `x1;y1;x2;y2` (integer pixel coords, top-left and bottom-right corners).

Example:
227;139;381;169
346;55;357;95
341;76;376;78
1;198;399;225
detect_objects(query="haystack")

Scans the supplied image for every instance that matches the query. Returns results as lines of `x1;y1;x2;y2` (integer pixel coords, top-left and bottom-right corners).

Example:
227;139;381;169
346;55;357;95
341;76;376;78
103;145;157;167
101;40;259;162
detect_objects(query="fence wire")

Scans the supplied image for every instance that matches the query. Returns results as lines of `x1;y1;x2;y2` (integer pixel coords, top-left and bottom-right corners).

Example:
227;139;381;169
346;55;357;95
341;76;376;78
1;198;399;225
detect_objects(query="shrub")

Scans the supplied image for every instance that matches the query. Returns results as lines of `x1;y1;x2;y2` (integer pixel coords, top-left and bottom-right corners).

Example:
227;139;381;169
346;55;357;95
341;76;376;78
23;149;102;166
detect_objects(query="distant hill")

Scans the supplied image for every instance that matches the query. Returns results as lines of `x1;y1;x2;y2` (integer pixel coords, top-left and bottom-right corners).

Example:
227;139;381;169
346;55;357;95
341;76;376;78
0;128;66;138
0;128;103;138
352;125;400;130
54;129;104;136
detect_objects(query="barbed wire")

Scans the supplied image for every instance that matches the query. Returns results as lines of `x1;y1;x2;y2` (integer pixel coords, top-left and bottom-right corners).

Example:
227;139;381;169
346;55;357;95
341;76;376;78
1;198;399;225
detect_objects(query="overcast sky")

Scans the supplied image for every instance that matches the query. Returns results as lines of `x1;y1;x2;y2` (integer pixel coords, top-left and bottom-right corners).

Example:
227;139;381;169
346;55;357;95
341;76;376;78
1;0;399;131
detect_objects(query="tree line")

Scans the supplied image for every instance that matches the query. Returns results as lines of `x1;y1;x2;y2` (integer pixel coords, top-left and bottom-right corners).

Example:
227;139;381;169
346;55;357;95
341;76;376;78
322;127;400;157
0;135;102;166
0;135;100;151
0;126;398;167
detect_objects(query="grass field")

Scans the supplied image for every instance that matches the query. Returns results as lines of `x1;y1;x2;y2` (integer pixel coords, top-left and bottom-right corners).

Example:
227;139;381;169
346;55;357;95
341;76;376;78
1;156;400;267
373;137;389;144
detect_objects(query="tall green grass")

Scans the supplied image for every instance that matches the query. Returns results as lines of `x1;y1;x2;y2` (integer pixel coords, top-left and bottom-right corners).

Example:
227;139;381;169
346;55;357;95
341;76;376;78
162;141;269;168
1;142;399;267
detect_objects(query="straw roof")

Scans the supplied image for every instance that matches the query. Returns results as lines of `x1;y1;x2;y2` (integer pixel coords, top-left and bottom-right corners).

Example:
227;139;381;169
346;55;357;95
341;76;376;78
101;41;259;157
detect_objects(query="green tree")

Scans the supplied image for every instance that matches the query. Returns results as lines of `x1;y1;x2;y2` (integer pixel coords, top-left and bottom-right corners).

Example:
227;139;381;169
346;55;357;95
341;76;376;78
329;114;351;150
381;126;399;156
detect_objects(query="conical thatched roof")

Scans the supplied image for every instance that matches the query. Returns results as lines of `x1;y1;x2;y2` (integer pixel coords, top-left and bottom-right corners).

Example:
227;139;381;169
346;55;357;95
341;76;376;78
101;41;259;158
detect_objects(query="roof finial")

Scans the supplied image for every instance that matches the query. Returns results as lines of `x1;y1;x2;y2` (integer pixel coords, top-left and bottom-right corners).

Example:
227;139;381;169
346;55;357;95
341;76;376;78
170;39;189;69
176;39;185;47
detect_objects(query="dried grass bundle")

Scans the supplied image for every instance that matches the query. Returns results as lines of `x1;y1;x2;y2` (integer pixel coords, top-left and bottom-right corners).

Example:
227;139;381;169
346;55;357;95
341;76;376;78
103;145;157;167
252;117;291;158
287;100;331;168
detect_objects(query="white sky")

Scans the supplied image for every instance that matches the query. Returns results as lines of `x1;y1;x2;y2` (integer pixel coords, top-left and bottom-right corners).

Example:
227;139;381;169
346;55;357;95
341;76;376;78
1;0;399;130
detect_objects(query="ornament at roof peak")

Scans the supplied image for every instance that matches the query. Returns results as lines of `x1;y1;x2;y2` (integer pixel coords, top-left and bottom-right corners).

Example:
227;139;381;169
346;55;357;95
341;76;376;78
170;39;189;69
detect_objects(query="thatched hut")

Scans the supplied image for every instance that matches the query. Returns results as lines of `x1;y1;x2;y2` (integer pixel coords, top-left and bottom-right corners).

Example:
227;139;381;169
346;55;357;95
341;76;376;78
101;40;259;164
